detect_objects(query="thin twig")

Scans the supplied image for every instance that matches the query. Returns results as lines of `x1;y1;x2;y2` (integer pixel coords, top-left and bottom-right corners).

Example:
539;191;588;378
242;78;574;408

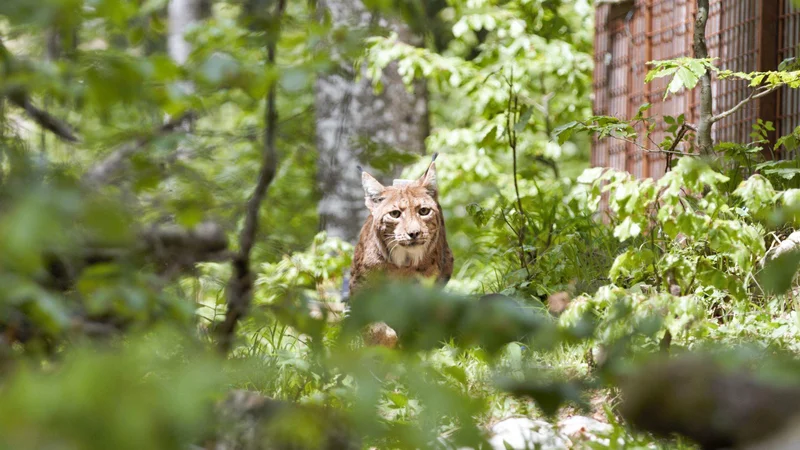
216;0;286;354
83;112;194;185
710;85;781;124
606;133;700;156
637;119;693;173
538;73;554;136
533;155;560;178
505;73;529;275
668;123;691;154
506;75;525;220
8;93;79;143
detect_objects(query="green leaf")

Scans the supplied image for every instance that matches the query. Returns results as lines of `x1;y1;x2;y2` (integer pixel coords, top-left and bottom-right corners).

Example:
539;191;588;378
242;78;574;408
443;365;468;386
760;250;800;295
176;204;204;228
687;59;707;77
645;66;677;83
577;167;606;184
553;121;580;145
734;175;775;214
466;203;490;228
764;168;800;180
387;392;409;408
632;103;652;120
279;68;309;92
613;217;642;242
200;52;240;84
514;107;533;132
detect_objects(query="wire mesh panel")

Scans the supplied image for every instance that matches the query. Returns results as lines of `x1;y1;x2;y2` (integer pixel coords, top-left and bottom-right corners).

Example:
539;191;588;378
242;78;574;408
593;5;611;170
778;0;800;158
592;0;799;181
647;0;693;177
628;0;649;178
609;19;631;172
704;0;760;145
593;2;635;174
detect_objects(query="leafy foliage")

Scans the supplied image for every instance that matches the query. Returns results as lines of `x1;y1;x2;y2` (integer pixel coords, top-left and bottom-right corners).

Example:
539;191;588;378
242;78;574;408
2;0;800;449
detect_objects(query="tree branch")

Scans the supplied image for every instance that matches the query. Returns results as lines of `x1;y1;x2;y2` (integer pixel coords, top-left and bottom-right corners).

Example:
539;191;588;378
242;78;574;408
216;0;286;354
533;155;560;178
710;85;782;124
0;36;79;144
43;221;230;292
505;75;530;276
83;112;194;185
7;93;80;143
607;133;699;157
2;35;198;179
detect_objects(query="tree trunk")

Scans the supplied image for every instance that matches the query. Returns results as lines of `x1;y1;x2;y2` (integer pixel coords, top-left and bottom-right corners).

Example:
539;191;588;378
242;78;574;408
693;0;714;156
168;0;206;66
167;1;207;136
314;0;429;243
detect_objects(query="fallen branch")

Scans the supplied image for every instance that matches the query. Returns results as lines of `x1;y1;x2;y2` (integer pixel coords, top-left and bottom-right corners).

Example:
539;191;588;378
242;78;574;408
216;0;286;354
43;221;230;292
136;220;230;273
3;221;231;347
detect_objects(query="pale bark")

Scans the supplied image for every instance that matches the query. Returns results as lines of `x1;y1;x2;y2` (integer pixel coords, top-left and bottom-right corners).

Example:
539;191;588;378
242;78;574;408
315;0;429;243
168;0;205;65
693;0;714;155
168;0;207;104
164;0;206;172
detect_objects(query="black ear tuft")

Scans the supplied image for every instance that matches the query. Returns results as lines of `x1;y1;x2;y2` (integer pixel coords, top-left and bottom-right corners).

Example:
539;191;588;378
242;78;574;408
356;165;363;173
431;153;439;162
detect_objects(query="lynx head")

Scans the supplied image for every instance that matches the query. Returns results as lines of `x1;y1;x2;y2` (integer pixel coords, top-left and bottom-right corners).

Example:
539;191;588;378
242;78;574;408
360;157;442;267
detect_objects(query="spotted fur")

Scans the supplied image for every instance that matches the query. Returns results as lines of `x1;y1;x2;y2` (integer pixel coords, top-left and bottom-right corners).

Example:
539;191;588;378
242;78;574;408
349;160;453;294
349;158;454;347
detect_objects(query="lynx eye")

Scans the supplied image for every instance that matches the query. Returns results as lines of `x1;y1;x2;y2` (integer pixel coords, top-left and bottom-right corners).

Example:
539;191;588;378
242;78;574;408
389;210;402;219
418;207;431;216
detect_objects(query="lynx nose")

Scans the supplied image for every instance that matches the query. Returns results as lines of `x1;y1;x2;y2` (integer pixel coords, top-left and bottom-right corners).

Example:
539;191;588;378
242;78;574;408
407;231;421;240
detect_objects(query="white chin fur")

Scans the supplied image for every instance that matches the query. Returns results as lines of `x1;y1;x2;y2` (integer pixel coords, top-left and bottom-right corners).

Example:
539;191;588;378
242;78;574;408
390;244;427;267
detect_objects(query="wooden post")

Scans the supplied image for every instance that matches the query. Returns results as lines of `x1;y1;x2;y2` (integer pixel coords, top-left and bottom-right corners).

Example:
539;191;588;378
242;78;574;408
758;0;779;159
643;0;652;179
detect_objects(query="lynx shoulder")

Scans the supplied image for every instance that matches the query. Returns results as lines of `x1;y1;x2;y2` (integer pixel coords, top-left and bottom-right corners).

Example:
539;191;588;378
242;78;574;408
349;156;454;296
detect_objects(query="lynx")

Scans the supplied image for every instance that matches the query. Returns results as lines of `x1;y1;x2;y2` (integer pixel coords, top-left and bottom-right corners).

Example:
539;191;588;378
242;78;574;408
349;154;454;347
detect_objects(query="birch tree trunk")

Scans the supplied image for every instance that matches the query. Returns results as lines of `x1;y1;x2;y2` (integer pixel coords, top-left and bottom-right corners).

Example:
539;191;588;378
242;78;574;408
315;0;429;243
168;0;206;66
167;0;207;134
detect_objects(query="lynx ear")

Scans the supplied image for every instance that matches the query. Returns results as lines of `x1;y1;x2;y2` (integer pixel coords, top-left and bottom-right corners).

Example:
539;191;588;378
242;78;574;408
417;155;438;197
361;170;385;210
